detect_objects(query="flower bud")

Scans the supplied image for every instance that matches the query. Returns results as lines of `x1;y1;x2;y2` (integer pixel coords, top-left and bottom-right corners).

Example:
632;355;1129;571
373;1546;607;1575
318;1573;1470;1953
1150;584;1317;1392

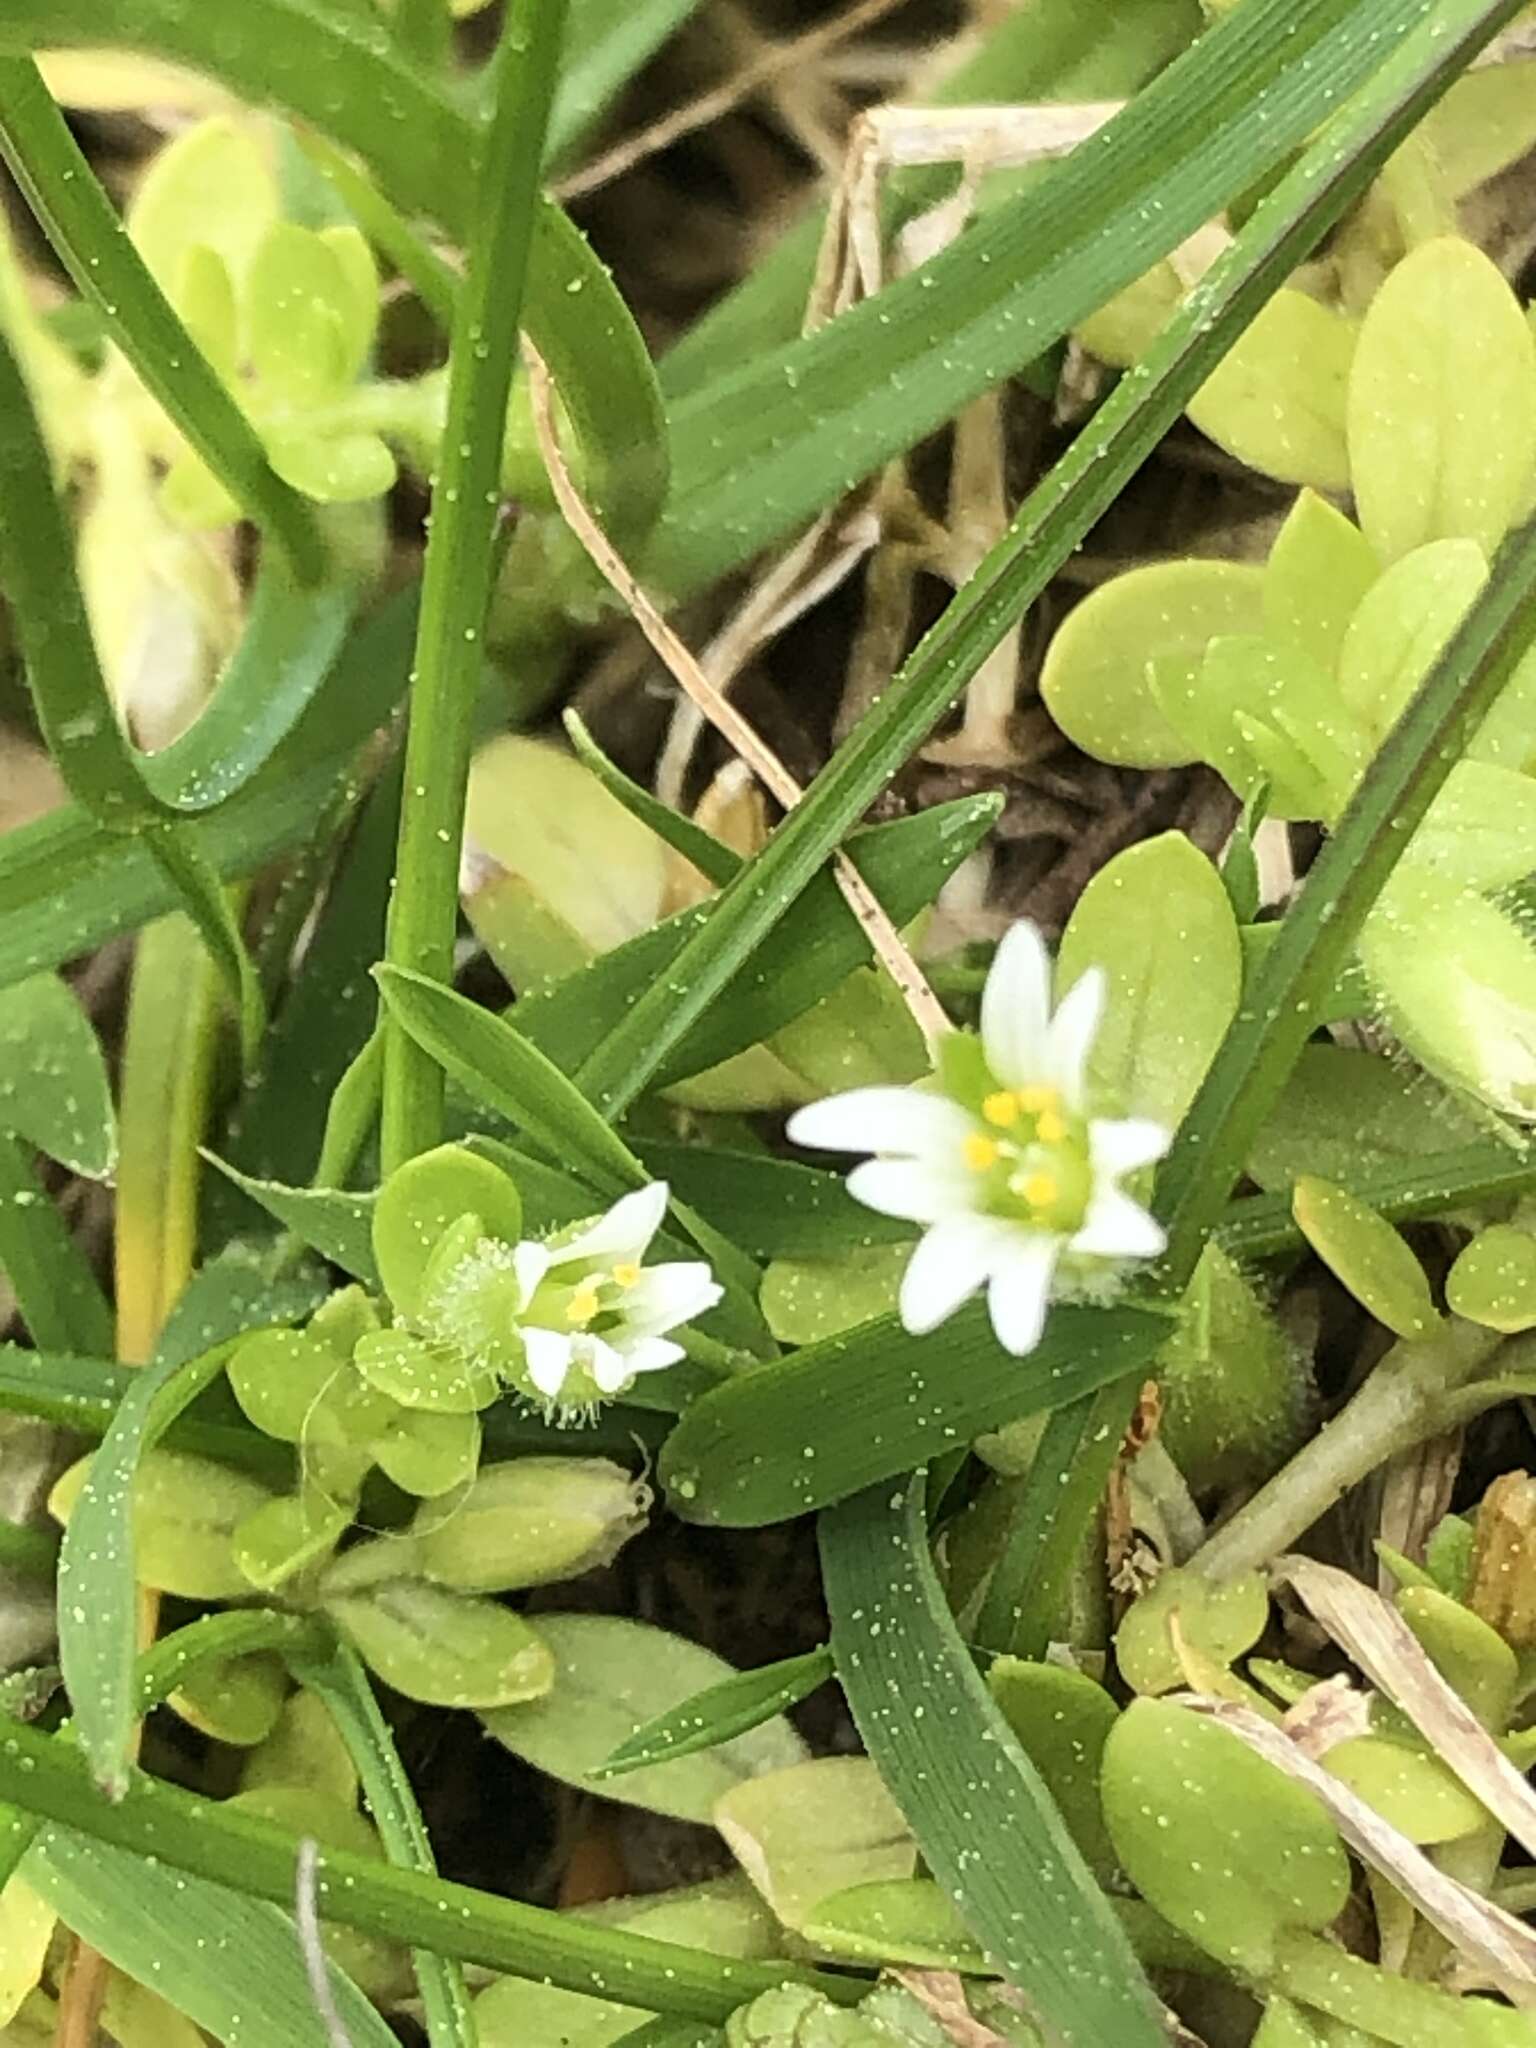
1361;873;1536;1123
411;1456;650;1594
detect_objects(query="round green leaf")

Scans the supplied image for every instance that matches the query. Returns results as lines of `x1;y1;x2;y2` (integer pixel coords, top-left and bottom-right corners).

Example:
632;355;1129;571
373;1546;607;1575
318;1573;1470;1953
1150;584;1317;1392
1187;289;1353;491
50;1447;275;1601
368;1402;481;1498
1323;1734;1486;1845
1115;1566;1269;1697
713;1757;914;1933
328;1580;554;1709
1338;538;1487;744
1347;236;1536;564
167;1650;287;1748
371;1142;525;1320
1101;1699;1351;1975
1262;490;1379;679
126;114;277;299
480;1613;808;1824
234;1488;351;1591
1040;560;1265;768
759;1243;909;1346
226;1327;344;1442
985;1658;1119;1878
1447;1225;1536;1334
1291;1176;1436;1340
1056;830;1242;1127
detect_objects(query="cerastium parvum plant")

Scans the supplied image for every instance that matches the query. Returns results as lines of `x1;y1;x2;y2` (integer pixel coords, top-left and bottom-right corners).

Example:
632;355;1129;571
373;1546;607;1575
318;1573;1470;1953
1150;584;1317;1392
3;1;1536;2044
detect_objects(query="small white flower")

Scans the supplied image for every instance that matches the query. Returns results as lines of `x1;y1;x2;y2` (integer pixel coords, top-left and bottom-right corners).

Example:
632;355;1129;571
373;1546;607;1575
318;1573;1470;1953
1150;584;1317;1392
509;1182;723;1410
787;922;1170;1356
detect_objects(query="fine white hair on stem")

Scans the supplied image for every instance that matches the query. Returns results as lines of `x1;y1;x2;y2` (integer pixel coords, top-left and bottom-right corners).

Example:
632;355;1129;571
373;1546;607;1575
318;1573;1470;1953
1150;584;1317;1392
524;341;951;1057
295;1836;356;2048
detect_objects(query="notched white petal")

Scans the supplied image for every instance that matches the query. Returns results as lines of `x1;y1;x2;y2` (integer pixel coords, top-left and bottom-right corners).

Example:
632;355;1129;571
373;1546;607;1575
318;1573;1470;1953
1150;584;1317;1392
897;1215;1011;1336
522;1326;574;1398
1089;1116;1171;1180
847;1158;976;1225
1045;966;1106;1108
789;1086;973;1159
986;1236;1059;1356
1071;1188;1166;1259
586;1336;632;1394
624;1262;722;1335
558;1181;669;1266
980;920;1052;1089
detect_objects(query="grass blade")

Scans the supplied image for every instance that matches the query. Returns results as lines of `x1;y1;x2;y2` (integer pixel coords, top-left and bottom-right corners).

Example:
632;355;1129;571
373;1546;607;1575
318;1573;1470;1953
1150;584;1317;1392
55;1341;235;1797
658;1301;1168;1526
0;1134;113;1355
598;1647;835;1780
0;1713;856;2019
27;1830;399;2048
380;0;570;1169
292;1642;475;2048
0;55;324;581
572;0;1521;1122
821;1470;1166;2047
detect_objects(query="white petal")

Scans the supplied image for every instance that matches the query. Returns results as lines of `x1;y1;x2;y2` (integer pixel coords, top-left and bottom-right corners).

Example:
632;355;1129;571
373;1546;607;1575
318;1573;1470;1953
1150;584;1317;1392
522;1327;575;1398
788;1087;973;1159
1089;1117;1171;1180
1071;1188;1166;1259
1045;967;1105;1109
556;1182;669;1267
898;1215;1018;1336
511;1240;551;1308
623;1263;722;1336
986;1235;1060;1356
847;1158;976;1226
980;922;1052;1089
586;1337;634;1394
614;1336;684;1378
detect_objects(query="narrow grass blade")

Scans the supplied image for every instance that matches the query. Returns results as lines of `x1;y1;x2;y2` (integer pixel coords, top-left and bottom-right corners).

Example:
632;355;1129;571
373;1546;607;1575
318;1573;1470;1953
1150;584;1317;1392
634;1143;910;1261
598;1647;835;1780
0;55;324;581
658;1301;1168;1526
1216;1143;1536;1263
26;1830;398;2048
203;1160;379;1283
821;1471;1166;2048
55;1340;236;1798
292;1642;474;2048
0;1713;856;2019
573;0;1521;1122
0;1135;114;1356
380;0;570;1169
0;972;116;1177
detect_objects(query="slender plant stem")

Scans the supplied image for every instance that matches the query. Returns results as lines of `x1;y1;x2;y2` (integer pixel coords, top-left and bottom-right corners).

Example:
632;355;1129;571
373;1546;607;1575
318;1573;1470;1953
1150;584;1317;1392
1192;1323;1531;1581
380;0;569;1172
0;1711;850;2018
0;57;324;583
294;1642;475;2048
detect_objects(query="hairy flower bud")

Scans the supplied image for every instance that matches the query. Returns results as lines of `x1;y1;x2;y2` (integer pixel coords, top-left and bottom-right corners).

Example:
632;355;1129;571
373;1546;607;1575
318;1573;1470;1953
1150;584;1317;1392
412;1456;651;1593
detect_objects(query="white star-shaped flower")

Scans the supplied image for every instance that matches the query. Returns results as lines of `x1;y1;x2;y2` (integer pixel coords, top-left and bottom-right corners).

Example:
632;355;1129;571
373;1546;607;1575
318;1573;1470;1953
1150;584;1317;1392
509;1182;723;1409
787;922;1170;1356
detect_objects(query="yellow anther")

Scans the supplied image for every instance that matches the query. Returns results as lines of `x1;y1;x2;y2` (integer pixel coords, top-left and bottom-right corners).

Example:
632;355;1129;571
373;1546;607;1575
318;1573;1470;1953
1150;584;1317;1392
982;1090;1020;1128
612;1261;642;1289
1036;1110;1067;1146
1019;1171;1059;1210
565;1286;600;1328
1016;1083;1060;1114
962;1132;1000;1173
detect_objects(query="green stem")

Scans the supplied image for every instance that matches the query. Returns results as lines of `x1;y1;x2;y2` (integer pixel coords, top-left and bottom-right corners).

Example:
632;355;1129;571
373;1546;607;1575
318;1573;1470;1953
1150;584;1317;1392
293;1642;474;2048
0;57;324;583
0;1712;850;2019
1193;1322;1529;1580
379;0;569;1172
